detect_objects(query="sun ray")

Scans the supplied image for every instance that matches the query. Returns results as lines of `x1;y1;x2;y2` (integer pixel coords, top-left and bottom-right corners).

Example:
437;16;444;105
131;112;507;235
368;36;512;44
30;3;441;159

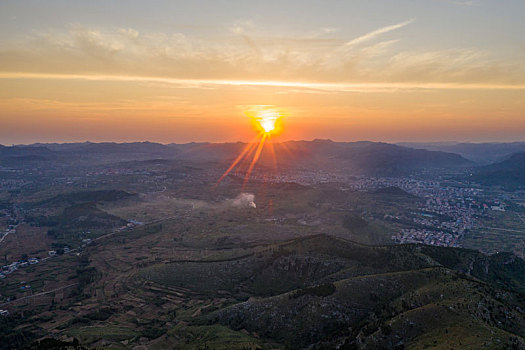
215;134;262;186
243;133;267;187
267;134;278;171
236;138;260;174
216;107;285;189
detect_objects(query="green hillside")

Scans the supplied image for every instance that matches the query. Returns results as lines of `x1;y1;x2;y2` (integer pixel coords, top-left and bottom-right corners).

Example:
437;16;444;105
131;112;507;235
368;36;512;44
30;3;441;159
130;235;525;349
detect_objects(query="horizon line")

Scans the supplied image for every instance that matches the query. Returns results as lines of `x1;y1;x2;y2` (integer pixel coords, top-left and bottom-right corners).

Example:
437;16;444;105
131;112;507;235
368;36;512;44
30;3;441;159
5;139;525;148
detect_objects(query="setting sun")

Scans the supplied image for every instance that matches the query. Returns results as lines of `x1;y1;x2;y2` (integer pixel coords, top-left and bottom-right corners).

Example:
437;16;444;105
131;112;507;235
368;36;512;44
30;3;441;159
257;112;278;133
245;106;284;136
255;112;280;133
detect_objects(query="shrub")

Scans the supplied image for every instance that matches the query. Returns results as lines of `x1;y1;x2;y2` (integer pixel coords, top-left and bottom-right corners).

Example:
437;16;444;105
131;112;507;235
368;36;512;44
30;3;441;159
290;283;336;299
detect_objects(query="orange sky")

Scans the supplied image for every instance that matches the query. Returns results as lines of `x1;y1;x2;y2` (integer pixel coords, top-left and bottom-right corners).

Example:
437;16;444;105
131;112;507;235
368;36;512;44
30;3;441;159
2;75;524;144
1;1;525;144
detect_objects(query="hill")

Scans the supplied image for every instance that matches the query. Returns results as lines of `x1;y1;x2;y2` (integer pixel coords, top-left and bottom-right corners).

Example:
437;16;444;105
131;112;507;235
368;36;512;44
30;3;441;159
131;234;525;349
319;141;471;176
4;226;524;349
399;141;525;164
471;151;525;189
173;140;472;176
5;140;471;176
13;142;177;165
0;145;54;165
373;186;414;197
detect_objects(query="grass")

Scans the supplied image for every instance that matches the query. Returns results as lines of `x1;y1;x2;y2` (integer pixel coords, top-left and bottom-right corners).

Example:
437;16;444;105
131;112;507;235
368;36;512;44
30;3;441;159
463;210;525;257
164;324;264;350
66;325;139;343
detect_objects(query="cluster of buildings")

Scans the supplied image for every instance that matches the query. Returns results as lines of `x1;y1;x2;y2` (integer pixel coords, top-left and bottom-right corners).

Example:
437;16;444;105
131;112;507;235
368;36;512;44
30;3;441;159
237;168;513;249
359;178;502;248
232;168;348;186
392;228;460;247
48;246;71;257
1;258;39;279
0;218;141;282
0;167;29;192
85;168;135;177
0;178;31;191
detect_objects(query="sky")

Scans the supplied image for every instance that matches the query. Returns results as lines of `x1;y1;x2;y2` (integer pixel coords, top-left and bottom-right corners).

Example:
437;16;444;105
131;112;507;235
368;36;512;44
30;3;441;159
1;0;524;144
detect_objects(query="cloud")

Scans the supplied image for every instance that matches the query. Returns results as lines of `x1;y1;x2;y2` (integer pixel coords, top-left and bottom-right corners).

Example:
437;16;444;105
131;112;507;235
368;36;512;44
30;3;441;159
1;72;524;92
342;19;414;50
230;19;255;35
383;48;525;84
118;28;139;39
0;20;523;86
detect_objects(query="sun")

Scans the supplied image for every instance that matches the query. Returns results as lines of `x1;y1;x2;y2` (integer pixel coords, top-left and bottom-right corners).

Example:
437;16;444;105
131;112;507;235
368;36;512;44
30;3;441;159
249;107;283;135
256;111;279;133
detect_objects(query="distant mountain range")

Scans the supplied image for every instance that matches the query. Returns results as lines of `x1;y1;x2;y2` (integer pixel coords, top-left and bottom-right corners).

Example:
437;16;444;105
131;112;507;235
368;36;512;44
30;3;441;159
0;144;55;164
24;141;174;157
170;139;472;176
1;140;473;177
398;141;525;164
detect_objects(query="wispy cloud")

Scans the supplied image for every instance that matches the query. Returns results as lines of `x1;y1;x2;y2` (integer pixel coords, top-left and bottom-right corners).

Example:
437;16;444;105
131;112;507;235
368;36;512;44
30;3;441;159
0;20;523;86
1;72;524;93
342;19;414;50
